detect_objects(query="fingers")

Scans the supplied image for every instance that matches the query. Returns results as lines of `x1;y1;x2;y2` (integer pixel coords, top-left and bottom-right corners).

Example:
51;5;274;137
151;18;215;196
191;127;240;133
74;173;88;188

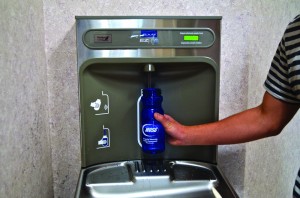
168;136;182;146
154;112;167;125
154;112;179;138
154;113;174;130
154;113;175;124
163;114;177;123
153;112;164;122
154;112;166;121
154;112;187;146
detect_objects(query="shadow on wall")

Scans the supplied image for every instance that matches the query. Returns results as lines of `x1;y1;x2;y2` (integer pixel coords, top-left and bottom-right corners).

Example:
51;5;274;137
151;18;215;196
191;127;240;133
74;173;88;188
218;144;246;198
47;24;81;198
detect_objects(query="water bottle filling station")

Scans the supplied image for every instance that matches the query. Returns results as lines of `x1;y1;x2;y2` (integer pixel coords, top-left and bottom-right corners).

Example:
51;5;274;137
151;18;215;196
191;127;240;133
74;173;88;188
75;16;238;198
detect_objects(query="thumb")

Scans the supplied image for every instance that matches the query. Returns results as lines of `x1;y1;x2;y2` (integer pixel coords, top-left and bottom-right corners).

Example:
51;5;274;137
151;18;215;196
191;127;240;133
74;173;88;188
154;113;174;130
154;112;167;123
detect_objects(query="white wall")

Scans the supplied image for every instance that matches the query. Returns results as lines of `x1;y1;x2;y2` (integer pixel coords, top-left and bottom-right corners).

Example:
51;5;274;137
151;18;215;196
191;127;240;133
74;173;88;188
42;1;300;198
245;2;300;198
0;1;53;197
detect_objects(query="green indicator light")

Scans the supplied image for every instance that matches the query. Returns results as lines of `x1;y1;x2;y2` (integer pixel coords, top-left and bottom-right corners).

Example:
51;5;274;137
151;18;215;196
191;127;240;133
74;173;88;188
184;35;199;41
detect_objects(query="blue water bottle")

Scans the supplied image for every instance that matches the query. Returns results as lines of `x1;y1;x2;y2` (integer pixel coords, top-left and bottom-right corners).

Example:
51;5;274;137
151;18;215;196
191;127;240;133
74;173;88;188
141;88;165;154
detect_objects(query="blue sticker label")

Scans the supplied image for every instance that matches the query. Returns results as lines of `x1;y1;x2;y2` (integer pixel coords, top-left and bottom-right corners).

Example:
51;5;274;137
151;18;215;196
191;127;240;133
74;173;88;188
141;30;157;38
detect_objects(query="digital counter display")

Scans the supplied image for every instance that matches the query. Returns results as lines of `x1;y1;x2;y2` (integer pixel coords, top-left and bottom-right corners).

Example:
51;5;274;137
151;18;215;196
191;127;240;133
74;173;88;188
183;35;199;41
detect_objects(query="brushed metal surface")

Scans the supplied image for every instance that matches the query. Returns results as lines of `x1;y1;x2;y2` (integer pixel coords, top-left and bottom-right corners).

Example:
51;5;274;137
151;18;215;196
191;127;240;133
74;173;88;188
76;17;221;67
74;17;238;198
75;160;238;198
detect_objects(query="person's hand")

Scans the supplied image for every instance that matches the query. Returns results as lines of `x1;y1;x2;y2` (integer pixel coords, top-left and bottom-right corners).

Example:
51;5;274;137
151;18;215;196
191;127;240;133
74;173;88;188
154;113;189;145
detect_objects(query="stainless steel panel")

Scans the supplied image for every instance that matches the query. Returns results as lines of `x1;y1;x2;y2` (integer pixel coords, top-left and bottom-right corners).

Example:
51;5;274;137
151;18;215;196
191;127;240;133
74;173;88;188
74;17;238;198
75;160;238;198
76;17;221;67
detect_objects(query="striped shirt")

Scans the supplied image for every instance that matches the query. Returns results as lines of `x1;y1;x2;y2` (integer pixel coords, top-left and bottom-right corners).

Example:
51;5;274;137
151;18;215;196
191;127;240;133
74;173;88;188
295;169;300;198
264;15;300;103
264;15;300;198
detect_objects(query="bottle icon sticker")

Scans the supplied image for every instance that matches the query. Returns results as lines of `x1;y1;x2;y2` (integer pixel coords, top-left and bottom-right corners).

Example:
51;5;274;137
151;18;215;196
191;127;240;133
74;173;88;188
90;91;109;115
97;125;110;149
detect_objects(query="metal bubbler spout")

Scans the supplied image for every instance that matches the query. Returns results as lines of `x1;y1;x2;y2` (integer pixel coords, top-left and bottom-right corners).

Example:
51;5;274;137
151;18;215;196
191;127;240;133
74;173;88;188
144;64;155;88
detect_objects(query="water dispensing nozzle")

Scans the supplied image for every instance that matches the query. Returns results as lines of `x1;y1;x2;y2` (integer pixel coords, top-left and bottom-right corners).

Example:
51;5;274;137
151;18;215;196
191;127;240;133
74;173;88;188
144;63;155;72
144;64;155;88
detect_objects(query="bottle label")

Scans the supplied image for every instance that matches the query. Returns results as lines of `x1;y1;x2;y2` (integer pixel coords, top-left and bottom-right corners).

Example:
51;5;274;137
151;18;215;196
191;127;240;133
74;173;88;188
142;124;159;137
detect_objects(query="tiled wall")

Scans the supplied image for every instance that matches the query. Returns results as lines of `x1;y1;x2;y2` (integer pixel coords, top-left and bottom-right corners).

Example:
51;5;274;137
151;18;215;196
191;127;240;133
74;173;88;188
0;1;53;197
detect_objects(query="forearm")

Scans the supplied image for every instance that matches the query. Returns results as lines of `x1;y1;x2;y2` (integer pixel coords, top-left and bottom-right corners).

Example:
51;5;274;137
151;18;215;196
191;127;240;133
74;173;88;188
183;92;299;145
185;107;274;145
155;92;299;146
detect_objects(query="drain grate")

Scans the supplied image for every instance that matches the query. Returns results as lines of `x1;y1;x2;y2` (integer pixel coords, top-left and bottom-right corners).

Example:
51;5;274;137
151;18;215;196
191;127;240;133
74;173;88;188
133;160;170;176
